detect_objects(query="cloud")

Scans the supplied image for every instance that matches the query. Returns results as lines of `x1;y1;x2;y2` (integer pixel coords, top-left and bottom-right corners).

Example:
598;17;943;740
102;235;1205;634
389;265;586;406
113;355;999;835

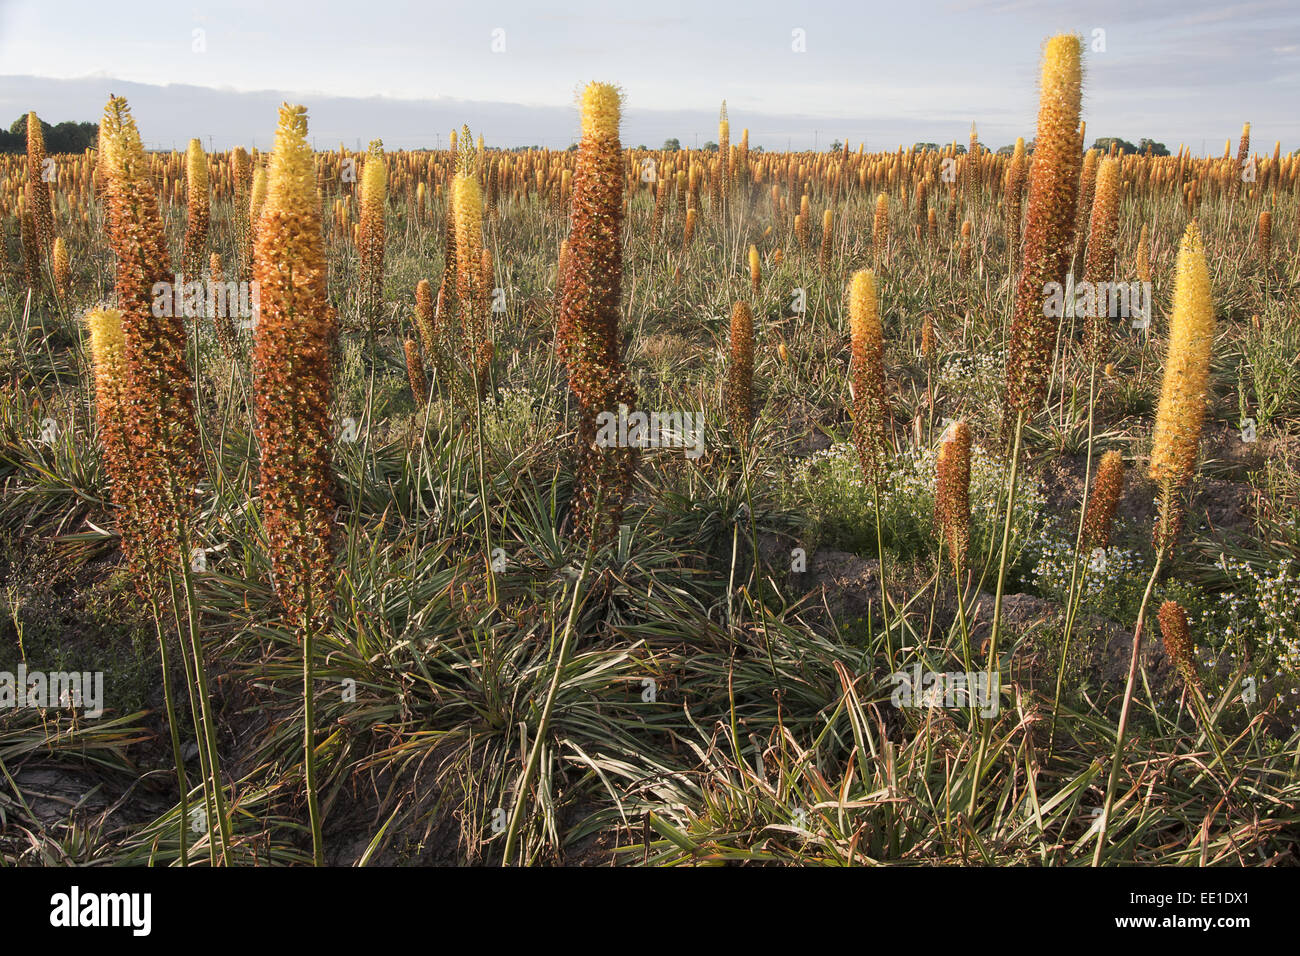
3;53;1297;155
0;73;1037;150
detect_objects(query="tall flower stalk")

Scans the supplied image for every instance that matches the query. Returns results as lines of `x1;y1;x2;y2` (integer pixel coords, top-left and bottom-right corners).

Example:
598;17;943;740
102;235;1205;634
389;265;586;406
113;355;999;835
1004;34;1084;421
935;420;973;669
848;268;894;660
252;103;340;866
1082;157;1120;364
101;95;229;865
52;237;70;303
358;139;386;339
1230;121;1250;201
1081;450;1124;550
1046;155;1123;737
26;111;55;265
231;146;252;277
872;193;888;268
182;139;209;286
978;33;1082;810
934;421;971;575
1135;224;1151;284
101;98;203;585
451;133;492;402
1004;137;1026;260
725;301;754;445
1149;222;1215;554
1072;148;1099;275
556;83;638;542
1256;210;1271;263
85;306;135;573
849;269;886;481
713;100;729;218
86;305;195;864
19;190;40;294
246;165;267;279
1094;221;1216;865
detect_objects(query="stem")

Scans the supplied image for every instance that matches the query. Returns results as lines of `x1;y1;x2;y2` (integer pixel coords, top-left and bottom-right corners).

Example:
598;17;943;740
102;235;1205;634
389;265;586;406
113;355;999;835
471;351;496;605
968;408;1024;817
303;595;324;867
740;437;779;684
870;478;894;668
925;361;934;444
1186;679;1234;780
167;581;216;867
150;600;190;865
172;556;232;865
1048;362;1098;756
954;565;973;678
924;553;942;648
502;551;591;866
1092;551;1163;866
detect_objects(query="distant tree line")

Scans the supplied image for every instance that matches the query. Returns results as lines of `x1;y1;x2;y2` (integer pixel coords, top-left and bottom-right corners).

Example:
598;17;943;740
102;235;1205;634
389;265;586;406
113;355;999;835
1090;136;1170;156
912;142;982;154
0;119;1181;159
911;137;1173;157
0;116;99;154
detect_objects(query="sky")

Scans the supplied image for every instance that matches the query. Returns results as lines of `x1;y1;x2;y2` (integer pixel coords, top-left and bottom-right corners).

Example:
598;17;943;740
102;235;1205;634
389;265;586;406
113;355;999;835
1;0;1298;153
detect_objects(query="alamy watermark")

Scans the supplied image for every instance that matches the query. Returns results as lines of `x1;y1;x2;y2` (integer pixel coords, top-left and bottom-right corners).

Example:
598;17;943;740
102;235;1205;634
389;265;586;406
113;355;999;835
1;666;104;718
890;664;999;717
152;276;260;329
594;404;705;459
1042;278;1151;324
49;886;150;936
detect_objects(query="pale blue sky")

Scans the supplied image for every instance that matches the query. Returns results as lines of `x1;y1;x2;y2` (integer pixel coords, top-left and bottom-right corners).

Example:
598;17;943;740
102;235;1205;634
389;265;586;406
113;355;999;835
1;0;1297;152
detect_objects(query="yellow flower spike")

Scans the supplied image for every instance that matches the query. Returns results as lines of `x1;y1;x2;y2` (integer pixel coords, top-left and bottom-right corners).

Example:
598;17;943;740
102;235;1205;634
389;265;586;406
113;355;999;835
819;207;834;273
873;192;889;264
51;236;70;301
358;139;387;332
263;105;313;216
98;94;201;594
557;80;637;542
183;138;209;282
83;305;134;566
1004;33;1084;417
848;268;886;481
935;420;972;573
1082;449;1125;550
1149;221;1215;551
26;111;54;258
580;82;621;141
726;301;755;444
1135;224;1151;284
85;306;126;384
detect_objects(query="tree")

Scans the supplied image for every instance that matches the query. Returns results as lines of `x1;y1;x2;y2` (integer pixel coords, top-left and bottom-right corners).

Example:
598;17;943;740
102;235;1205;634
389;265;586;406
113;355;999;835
829;139;843;152
1091;136;1138;154
1138;137;1170;157
2;115;98;154
912;142;940;153
703;141;718;151
662;138;681;151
